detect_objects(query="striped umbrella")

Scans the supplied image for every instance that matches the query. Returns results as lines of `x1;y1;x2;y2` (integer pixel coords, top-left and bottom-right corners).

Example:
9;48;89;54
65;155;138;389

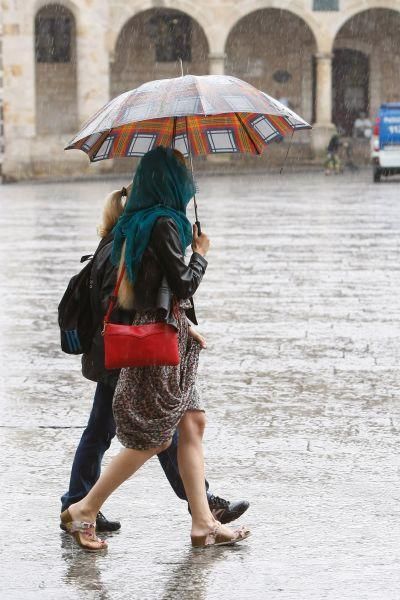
65;74;311;162
66;74;311;231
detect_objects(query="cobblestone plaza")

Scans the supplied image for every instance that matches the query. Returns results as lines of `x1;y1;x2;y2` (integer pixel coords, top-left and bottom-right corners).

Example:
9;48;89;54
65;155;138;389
1;172;400;598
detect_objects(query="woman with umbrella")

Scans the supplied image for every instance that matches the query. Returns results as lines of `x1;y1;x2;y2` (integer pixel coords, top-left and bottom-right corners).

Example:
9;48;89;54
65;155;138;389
62;74;311;552
61;146;250;551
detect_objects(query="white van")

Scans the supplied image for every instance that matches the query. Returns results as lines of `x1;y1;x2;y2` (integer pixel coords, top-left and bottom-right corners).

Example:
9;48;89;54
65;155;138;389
371;103;400;182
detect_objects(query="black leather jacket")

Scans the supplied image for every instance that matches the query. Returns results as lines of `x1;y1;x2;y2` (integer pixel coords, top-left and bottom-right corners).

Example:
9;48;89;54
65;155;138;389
82;217;208;386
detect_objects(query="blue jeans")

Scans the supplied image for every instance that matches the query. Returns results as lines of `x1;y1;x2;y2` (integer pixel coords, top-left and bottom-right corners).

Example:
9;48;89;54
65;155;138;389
61;382;209;511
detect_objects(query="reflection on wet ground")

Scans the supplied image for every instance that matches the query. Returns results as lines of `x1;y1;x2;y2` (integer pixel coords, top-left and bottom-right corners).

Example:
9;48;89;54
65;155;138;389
1;172;400;599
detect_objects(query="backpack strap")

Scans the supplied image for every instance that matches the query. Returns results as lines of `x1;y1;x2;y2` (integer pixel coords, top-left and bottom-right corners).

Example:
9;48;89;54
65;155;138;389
103;264;126;328
82;234;113;265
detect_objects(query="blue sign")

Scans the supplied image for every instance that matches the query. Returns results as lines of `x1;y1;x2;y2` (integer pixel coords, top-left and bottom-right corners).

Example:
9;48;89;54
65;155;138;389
379;104;400;149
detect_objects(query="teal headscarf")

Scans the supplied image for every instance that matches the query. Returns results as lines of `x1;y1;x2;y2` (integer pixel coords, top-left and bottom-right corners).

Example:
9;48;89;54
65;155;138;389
111;146;195;283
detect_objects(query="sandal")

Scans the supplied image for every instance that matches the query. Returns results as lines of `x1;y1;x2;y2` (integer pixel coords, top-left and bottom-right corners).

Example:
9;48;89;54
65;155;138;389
191;522;250;548
60;509;108;552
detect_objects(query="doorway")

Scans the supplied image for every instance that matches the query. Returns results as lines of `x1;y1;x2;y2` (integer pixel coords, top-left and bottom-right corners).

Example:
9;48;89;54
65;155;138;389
332;49;369;135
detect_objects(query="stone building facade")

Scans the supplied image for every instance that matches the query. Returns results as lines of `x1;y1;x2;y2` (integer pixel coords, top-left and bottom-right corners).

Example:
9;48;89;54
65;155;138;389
1;0;400;179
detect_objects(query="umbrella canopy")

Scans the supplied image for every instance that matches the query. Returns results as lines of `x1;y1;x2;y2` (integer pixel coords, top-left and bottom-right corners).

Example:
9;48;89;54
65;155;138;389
65;75;311;162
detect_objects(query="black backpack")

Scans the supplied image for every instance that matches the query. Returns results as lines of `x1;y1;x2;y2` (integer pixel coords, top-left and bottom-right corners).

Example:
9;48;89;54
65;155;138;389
58;237;112;354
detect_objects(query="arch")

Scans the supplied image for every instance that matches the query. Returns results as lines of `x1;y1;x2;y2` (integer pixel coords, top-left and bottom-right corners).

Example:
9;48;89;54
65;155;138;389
35;3;75;64
334;38;372;57
225;8;317;124
332;49;369;134
34;3;78;134
111;1;213;56
110;8;209;98
222;1;325;54
332;1;400;39
333;7;400;132
33;0;79;21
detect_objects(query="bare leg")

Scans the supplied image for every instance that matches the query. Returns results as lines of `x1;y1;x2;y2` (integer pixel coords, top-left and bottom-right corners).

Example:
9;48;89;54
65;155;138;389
177;412;236;539
66;440;170;549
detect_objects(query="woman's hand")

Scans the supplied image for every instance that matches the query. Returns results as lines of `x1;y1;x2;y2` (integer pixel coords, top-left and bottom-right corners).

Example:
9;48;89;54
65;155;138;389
192;224;210;257
188;326;207;349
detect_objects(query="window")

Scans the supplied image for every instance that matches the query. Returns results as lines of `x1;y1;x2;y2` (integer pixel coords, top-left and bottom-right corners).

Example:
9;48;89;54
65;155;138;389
34;5;77;133
273;70;292;84
149;13;192;62
35;12;72;63
313;0;339;10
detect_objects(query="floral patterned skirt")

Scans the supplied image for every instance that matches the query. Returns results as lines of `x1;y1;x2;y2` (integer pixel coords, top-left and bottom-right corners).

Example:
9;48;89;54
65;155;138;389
113;304;203;450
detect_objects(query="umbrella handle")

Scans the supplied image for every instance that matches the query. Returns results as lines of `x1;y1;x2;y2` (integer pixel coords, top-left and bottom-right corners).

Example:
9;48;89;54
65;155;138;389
195;220;202;236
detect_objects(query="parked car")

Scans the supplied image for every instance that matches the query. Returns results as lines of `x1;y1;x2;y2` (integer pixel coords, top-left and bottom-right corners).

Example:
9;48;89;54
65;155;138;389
371;103;400;182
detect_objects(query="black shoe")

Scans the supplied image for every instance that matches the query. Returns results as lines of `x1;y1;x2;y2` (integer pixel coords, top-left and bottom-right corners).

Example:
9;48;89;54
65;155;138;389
95;511;121;532
59;510;121;533
208;494;250;525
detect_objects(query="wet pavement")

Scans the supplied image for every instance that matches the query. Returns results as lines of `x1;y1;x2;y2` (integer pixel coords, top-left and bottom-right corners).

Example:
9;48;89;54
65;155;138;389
1;171;400;599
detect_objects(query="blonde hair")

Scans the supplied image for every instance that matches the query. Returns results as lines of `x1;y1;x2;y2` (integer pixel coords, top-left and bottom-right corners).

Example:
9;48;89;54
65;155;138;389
97;183;132;238
97;183;135;309
117;242;135;310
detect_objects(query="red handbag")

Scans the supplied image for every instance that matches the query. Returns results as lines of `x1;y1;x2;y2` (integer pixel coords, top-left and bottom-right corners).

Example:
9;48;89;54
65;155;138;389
102;266;180;369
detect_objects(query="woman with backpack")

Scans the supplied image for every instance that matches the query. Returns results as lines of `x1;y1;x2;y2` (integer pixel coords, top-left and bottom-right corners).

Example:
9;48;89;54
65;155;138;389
60;147;250;552
60;178;250;533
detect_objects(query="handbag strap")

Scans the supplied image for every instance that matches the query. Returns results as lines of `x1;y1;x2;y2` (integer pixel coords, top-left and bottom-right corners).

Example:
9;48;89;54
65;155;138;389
103;265;180;329
104;264;126;325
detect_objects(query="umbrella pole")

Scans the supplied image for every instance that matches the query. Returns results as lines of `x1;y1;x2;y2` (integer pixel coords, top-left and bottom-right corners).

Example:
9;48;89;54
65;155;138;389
185;116;201;236
280;129;294;175
179;58;202;236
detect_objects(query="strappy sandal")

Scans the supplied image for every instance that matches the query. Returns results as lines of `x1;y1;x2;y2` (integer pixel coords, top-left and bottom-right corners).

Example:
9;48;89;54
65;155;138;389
191;522;251;548
60;509;108;552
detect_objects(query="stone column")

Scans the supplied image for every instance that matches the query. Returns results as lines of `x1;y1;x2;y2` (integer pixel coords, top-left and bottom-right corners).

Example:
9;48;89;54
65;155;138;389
0;30;4;182
209;53;226;76
301;55;313;124
74;3;111;173
2;6;36;180
369;50;381;121
207;53;229;163
76;6;110;127
312;52;335;156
